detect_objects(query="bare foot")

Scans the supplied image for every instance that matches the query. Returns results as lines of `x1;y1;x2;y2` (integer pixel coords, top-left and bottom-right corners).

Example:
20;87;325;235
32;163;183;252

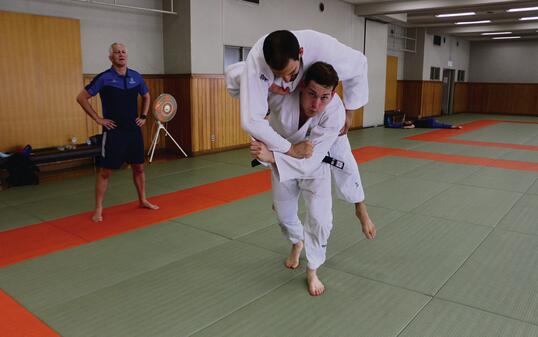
307;268;325;296
285;241;303;269
92;208;103;222
140;200;159;210
356;203;376;239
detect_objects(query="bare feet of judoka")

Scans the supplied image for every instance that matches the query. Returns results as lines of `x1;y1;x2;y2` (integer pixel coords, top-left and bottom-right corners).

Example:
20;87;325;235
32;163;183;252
355;202;376;240
92;208;103;222
140;199;159;210
285;241;303;269
307;268;325;296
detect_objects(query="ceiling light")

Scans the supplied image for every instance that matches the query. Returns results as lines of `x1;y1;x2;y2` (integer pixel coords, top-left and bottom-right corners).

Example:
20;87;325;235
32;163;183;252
492;36;521;39
436;12;475;18
481;32;512;35
507;7;538;12
519;17;538;21
455;20;491;25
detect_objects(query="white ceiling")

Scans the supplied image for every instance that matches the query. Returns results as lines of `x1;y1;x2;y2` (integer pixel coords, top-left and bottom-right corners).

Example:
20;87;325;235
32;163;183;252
343;0;538;41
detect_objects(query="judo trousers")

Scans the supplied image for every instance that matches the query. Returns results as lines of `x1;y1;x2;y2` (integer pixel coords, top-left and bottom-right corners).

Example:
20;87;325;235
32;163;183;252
272;170;333;270
329;135;365;204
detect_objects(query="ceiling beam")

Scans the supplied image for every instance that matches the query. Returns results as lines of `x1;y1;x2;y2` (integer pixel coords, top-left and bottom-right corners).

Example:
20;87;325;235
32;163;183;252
354;0;527;16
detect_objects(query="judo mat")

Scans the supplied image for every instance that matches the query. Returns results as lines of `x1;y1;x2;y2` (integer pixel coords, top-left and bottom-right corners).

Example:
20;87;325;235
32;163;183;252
1;114;538;337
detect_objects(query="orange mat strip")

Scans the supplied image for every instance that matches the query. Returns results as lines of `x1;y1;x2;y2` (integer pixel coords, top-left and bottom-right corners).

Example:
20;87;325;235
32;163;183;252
354;146;538;172
0;290;61;337
0;170;271;267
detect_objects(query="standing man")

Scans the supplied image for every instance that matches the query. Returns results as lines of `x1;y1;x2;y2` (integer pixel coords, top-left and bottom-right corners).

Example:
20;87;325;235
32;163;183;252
76;42;158;222
253;62;347;296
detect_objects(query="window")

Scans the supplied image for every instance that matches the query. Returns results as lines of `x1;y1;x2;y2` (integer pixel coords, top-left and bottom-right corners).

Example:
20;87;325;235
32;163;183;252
457;70;465;82
433;35;441;46
224;45;251;70
430;67;440;80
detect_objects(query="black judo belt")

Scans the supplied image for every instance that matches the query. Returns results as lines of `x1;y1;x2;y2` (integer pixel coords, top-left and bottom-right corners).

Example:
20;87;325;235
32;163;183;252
251;155;344;169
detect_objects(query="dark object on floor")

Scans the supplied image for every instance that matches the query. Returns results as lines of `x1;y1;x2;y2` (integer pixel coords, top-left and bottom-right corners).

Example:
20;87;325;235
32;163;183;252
0;153;40;186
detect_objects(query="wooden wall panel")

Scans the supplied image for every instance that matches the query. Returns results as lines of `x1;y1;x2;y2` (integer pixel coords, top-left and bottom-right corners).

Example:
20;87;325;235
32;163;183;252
453;82;538;115
164;76;192;156
453;83;469;113
189;75;248;153
0;11;84;152
385;56;398;111
190;77;213;153
421;81;442;117
397;81;423;118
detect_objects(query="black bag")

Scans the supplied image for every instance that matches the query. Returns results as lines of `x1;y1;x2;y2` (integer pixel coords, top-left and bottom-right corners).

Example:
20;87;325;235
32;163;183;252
0;153;40;186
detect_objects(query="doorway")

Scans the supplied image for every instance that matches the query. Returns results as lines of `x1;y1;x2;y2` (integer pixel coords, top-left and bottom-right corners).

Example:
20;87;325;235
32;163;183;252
441;69;455;115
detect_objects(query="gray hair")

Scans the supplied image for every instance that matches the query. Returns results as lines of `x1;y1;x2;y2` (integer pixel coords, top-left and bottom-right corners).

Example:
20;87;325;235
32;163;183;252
109;43;127;56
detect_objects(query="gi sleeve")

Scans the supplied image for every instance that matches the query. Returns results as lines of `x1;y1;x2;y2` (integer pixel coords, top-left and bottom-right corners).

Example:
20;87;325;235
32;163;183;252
240;51;292;154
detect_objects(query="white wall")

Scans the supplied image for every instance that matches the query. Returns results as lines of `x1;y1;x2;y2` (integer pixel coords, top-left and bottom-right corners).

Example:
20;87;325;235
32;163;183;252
423;32;470;81
163;0;190;74
364;19;388;127
469;40;538;83
188;0;365;73
0;0;164;74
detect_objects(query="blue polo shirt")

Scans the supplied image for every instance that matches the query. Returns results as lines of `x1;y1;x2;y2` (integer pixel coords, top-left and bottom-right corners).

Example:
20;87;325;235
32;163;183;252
85;67;149;131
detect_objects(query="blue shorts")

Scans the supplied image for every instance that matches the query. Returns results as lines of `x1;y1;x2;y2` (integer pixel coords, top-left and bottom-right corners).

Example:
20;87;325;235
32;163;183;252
99;129;145;169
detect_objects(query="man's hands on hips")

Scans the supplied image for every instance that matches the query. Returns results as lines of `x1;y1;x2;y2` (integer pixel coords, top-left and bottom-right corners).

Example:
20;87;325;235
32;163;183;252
135;117;147;127
97;117;116;130
286;140;313;159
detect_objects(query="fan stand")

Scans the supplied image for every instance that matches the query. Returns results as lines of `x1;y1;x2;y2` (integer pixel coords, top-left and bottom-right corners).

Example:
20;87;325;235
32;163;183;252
147;120;188;163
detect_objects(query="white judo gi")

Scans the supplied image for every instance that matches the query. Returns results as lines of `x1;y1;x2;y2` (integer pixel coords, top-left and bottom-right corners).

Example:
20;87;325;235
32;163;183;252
268;91;345;270
226;58;365;203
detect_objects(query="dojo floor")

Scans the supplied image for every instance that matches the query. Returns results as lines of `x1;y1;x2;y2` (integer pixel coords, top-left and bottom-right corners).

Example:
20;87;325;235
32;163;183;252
2;113;538;337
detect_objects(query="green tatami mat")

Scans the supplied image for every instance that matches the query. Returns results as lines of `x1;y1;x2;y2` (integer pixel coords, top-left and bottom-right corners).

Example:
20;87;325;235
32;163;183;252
400;299;538;337
363;177;450;211
326;213;490;295
526;134;538;146
172;192;276;239
193;148;255;167
236;203;404;261
409;142;509;159
0;175;94;206
148;162;254;191
456;166;538;193
414;185;523;227
143;156;217;177
37;241;304;337
358;156;432;176
454;123;538;145
528;180;538;195
356;169;396;187
16;191;96;221
498;194;538;235
0;204;42;231
0;221;228;312
498;149;538;163
400;161;481;183
192;268;430;337
438;229;538;325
